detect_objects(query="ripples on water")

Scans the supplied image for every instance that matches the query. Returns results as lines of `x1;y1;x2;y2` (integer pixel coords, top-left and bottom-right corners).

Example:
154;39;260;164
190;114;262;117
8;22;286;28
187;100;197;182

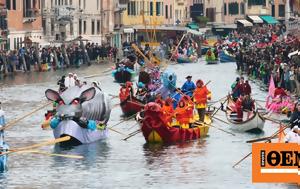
0;62;298;189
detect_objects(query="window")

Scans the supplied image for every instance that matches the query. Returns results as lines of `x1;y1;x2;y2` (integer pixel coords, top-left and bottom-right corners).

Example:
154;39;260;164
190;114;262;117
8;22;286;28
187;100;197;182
79;19;82;35
224;3;227;15
228;2;239;15
97;0;99;10
248;0;266;6
156;2;161;16
97;20;100;34
136;1;139;15
83;20;86;34
14;38;16;50
272;5;275;17
240;3;245;14
279;4;285;17
70;22;73;35
6;0;11;10
12;0;16;10
150;2;153;16
127;2;131;15
42;19;46;35
165;5;168;19
170;5;172;18
91;20;95;35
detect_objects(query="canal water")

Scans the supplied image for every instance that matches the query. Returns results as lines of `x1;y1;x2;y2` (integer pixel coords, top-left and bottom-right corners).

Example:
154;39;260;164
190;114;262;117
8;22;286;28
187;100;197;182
0;61;298;189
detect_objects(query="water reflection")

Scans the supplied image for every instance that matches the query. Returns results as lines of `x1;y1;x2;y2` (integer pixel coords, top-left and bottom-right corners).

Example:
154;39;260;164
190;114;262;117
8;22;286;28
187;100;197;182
53;140;110;170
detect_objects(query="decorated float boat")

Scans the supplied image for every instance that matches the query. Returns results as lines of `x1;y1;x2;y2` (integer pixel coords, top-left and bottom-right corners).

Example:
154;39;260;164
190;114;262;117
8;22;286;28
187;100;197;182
44;85;111;145
219;50;236;63
205;48;219;64
265;95;294;114
139;102;211;144
226;96;265;132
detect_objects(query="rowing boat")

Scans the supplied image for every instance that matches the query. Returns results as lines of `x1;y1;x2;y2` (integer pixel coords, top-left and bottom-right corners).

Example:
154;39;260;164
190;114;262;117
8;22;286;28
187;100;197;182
226;96;265;132
120;97;144;116
219;50;236;63
139;102;211;143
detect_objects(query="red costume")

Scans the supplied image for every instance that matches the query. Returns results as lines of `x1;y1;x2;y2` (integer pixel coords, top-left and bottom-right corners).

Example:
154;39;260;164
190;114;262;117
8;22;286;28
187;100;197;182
235;98;243;121
174;99;193;128
274;88;287;97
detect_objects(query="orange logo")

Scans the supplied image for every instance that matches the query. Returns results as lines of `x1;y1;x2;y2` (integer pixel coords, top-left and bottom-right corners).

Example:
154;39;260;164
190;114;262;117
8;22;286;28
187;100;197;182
252;143;299;184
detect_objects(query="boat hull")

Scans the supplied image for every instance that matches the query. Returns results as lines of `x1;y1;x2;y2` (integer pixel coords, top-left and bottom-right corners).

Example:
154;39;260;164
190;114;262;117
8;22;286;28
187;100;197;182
226;97;265;132
114;70;133;83
141;113;211;144
219;51;236;63
177;57;196;64
53;120;108;145
120;98;144;116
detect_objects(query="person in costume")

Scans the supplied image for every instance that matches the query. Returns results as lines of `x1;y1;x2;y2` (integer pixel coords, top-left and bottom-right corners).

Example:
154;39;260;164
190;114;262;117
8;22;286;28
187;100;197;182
193;80;211;122
174;99;191;129
181;76;196;97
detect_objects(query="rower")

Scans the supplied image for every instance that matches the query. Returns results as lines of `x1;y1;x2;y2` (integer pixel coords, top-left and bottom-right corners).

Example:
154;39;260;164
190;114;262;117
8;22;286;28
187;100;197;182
0;102;9;173
174;99;190;129
135;82;147;103
284;126;299;143
193;80;211;122
289;102;300;129
160;98;174;126
181;76;196;97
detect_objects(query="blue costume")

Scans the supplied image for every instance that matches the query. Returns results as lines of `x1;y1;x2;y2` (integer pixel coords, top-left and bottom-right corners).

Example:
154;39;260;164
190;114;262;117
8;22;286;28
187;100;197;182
181;81;196;97
155;70;177;100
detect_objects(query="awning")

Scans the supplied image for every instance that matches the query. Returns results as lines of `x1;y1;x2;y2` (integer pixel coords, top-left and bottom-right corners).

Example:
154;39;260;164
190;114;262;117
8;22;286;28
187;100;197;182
260;15;279;24
187;29;203;36
236;20;253;27
124;28;134;33
248;16;263;24
186;22;199;30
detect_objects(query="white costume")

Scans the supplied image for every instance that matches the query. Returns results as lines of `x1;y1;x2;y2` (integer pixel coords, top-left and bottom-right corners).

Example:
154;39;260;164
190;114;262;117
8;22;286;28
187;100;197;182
64;74;75;87
284;126;299;143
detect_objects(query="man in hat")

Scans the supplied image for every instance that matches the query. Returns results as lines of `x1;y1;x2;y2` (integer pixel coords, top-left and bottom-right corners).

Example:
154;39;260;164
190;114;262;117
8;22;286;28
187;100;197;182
193;80;211;122
181;76;196;97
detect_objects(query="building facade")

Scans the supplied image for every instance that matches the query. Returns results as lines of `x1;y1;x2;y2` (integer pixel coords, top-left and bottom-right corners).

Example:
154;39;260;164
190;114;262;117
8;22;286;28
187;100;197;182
41;0;113;45
5;0;43;50
113;0;190;48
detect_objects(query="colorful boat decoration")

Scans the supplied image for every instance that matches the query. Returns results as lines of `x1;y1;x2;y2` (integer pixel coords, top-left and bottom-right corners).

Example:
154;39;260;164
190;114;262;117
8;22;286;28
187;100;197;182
177;56;198;64
265;95;295;114
205;48;219;64
44;85;111;145
226;96;265;132
219;50;236;63
139;102;211;144
112;66;135;83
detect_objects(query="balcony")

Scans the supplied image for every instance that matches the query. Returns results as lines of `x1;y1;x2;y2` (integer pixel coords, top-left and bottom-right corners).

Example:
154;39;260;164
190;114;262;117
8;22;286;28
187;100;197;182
23;9;40;23
118;0;129;9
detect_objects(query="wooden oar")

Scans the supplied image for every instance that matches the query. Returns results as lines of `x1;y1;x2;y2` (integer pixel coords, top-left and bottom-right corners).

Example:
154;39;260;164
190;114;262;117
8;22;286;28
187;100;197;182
211;98;228;118
232;124;290;168
123;129;141;141
0;101;52;131
109;113;138;129
246;125;289;143
212;116;231;125
0;136;71;156
108;127;128;137
16;150;84;159
194;121;236;136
